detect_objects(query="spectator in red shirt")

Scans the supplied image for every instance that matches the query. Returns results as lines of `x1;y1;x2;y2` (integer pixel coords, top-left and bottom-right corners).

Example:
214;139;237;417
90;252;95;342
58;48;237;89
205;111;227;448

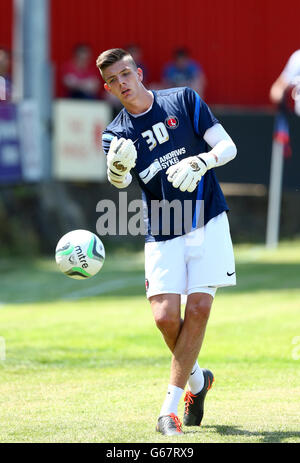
0;47;12;102
62;44;100;99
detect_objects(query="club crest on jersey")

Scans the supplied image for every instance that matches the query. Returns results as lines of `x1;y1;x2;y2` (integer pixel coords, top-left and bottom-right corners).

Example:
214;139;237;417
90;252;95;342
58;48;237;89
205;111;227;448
165;115;179;130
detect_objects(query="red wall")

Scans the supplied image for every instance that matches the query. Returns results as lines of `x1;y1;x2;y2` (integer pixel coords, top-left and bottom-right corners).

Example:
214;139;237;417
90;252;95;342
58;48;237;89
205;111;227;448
2;0;300;105
0;0;12;50
50;0;300;104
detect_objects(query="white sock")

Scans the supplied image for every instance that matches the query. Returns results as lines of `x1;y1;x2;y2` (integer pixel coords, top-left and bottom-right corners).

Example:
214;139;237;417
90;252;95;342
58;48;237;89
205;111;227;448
159;384;184;417
188;361;204;394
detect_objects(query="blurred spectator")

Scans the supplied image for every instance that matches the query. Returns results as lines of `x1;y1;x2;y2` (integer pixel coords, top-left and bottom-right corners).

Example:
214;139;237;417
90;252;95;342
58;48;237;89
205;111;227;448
125;43;149;84
0;47;12;102
62;43;100;99
162;47;206;97
270;49;300;105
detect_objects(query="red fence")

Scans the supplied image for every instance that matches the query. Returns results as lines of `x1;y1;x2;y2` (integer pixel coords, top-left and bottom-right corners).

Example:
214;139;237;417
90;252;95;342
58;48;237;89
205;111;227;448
1;0;300;105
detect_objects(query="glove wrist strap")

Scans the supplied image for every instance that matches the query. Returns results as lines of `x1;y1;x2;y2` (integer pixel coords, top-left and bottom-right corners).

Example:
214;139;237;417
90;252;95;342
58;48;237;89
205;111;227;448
196;156;207;167
197;152;217;170
109;168;124;177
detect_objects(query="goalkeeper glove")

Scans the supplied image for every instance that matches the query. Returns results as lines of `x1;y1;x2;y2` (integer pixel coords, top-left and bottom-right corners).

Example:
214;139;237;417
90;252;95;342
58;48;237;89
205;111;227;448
166;152;217;193
107;136;137;175
107;136;137;188
107;170;132;189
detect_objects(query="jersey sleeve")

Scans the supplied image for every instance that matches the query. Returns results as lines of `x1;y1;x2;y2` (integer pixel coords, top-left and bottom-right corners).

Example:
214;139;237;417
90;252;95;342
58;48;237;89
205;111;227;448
184;87;218;138
281;50;300;84
102;131;115;155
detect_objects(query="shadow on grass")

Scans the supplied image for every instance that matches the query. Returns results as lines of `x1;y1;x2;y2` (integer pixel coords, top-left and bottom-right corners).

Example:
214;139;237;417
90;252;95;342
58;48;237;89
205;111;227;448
185;424;300;443
1;257;300;304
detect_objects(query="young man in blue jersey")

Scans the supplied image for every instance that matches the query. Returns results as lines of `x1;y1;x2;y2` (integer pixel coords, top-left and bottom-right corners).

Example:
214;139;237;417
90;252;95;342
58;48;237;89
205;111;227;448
96;48;237;436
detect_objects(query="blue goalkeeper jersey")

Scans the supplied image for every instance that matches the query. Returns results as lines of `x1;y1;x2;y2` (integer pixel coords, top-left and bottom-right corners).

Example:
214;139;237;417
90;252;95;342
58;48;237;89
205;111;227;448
102;86;228;242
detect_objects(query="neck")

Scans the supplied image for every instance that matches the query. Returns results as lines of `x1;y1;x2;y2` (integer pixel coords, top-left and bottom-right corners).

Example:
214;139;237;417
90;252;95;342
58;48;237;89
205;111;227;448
124;87;153;115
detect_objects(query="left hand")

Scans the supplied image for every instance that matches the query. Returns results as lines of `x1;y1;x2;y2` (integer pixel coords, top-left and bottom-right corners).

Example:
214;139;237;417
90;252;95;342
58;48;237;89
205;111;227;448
166;156;208;192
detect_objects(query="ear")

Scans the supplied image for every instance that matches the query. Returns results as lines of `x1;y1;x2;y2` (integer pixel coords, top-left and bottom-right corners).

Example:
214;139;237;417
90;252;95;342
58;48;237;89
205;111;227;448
104;82;112;94
137;67;143;82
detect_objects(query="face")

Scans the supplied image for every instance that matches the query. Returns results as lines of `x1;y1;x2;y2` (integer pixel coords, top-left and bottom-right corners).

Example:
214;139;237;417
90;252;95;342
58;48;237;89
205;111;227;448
175;54;188;69
0;50;10;74
75;47;91;67
102;57;143;106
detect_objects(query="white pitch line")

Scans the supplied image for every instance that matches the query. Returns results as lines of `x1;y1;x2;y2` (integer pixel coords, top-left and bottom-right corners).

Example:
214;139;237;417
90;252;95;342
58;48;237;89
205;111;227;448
62;275;143;301
0;276;143;304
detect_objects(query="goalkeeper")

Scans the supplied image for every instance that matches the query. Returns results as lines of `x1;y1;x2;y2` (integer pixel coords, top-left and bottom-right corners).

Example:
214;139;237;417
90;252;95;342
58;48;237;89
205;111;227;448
97;48;237;436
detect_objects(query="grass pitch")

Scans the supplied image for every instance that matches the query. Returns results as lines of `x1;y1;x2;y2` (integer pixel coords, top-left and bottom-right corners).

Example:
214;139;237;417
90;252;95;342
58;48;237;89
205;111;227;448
0;240;300;443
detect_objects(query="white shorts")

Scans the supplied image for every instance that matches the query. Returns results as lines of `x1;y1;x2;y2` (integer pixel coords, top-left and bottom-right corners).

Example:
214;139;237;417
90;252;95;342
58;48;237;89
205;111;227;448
144;211;236;299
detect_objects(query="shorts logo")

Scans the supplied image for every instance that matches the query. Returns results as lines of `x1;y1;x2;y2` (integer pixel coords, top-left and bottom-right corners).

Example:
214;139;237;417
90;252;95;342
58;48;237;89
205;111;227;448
165;116;179;130
227;271;235;276
145;278;149;292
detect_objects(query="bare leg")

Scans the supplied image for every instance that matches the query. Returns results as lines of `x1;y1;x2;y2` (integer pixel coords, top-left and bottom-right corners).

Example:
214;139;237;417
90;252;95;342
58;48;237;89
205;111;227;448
150;292;213;389
170;293;213;389
150;293;182;352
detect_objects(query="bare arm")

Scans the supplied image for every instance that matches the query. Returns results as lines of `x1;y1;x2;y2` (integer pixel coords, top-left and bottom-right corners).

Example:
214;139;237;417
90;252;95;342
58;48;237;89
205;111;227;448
270;50;300;104
270;75;289;104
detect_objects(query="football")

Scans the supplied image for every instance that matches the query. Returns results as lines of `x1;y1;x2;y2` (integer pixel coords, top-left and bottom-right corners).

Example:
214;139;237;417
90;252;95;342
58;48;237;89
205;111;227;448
55;229;105;279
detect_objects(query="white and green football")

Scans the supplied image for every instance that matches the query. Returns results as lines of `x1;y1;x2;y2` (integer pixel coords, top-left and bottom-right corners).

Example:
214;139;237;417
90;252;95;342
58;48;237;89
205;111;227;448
55;229;105;279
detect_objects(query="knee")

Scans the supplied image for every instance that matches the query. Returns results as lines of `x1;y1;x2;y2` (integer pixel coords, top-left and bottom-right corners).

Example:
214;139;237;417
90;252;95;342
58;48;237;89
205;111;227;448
154;312;179;333
152;301;180;334
186;298;212;322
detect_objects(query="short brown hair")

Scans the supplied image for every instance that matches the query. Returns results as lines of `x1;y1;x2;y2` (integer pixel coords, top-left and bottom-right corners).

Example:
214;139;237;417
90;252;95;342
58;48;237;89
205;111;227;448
96;48;137;73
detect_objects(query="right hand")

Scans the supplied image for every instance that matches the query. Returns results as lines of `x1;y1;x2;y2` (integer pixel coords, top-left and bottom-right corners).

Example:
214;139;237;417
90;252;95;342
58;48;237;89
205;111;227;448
107;137;137;178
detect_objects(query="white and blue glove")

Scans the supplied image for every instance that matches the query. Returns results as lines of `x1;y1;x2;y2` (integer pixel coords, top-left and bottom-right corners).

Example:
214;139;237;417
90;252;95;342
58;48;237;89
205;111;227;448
167;124;237;192
166;153;217;193
107;137;137;188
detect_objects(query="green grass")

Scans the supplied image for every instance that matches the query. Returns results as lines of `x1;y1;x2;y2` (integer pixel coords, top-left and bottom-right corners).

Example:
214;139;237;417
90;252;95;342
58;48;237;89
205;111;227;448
0;240;300;443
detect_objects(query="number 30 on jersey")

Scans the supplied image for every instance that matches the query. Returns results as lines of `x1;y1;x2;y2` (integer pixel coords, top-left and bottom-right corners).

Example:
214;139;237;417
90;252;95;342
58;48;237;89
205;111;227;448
142;122;169;151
